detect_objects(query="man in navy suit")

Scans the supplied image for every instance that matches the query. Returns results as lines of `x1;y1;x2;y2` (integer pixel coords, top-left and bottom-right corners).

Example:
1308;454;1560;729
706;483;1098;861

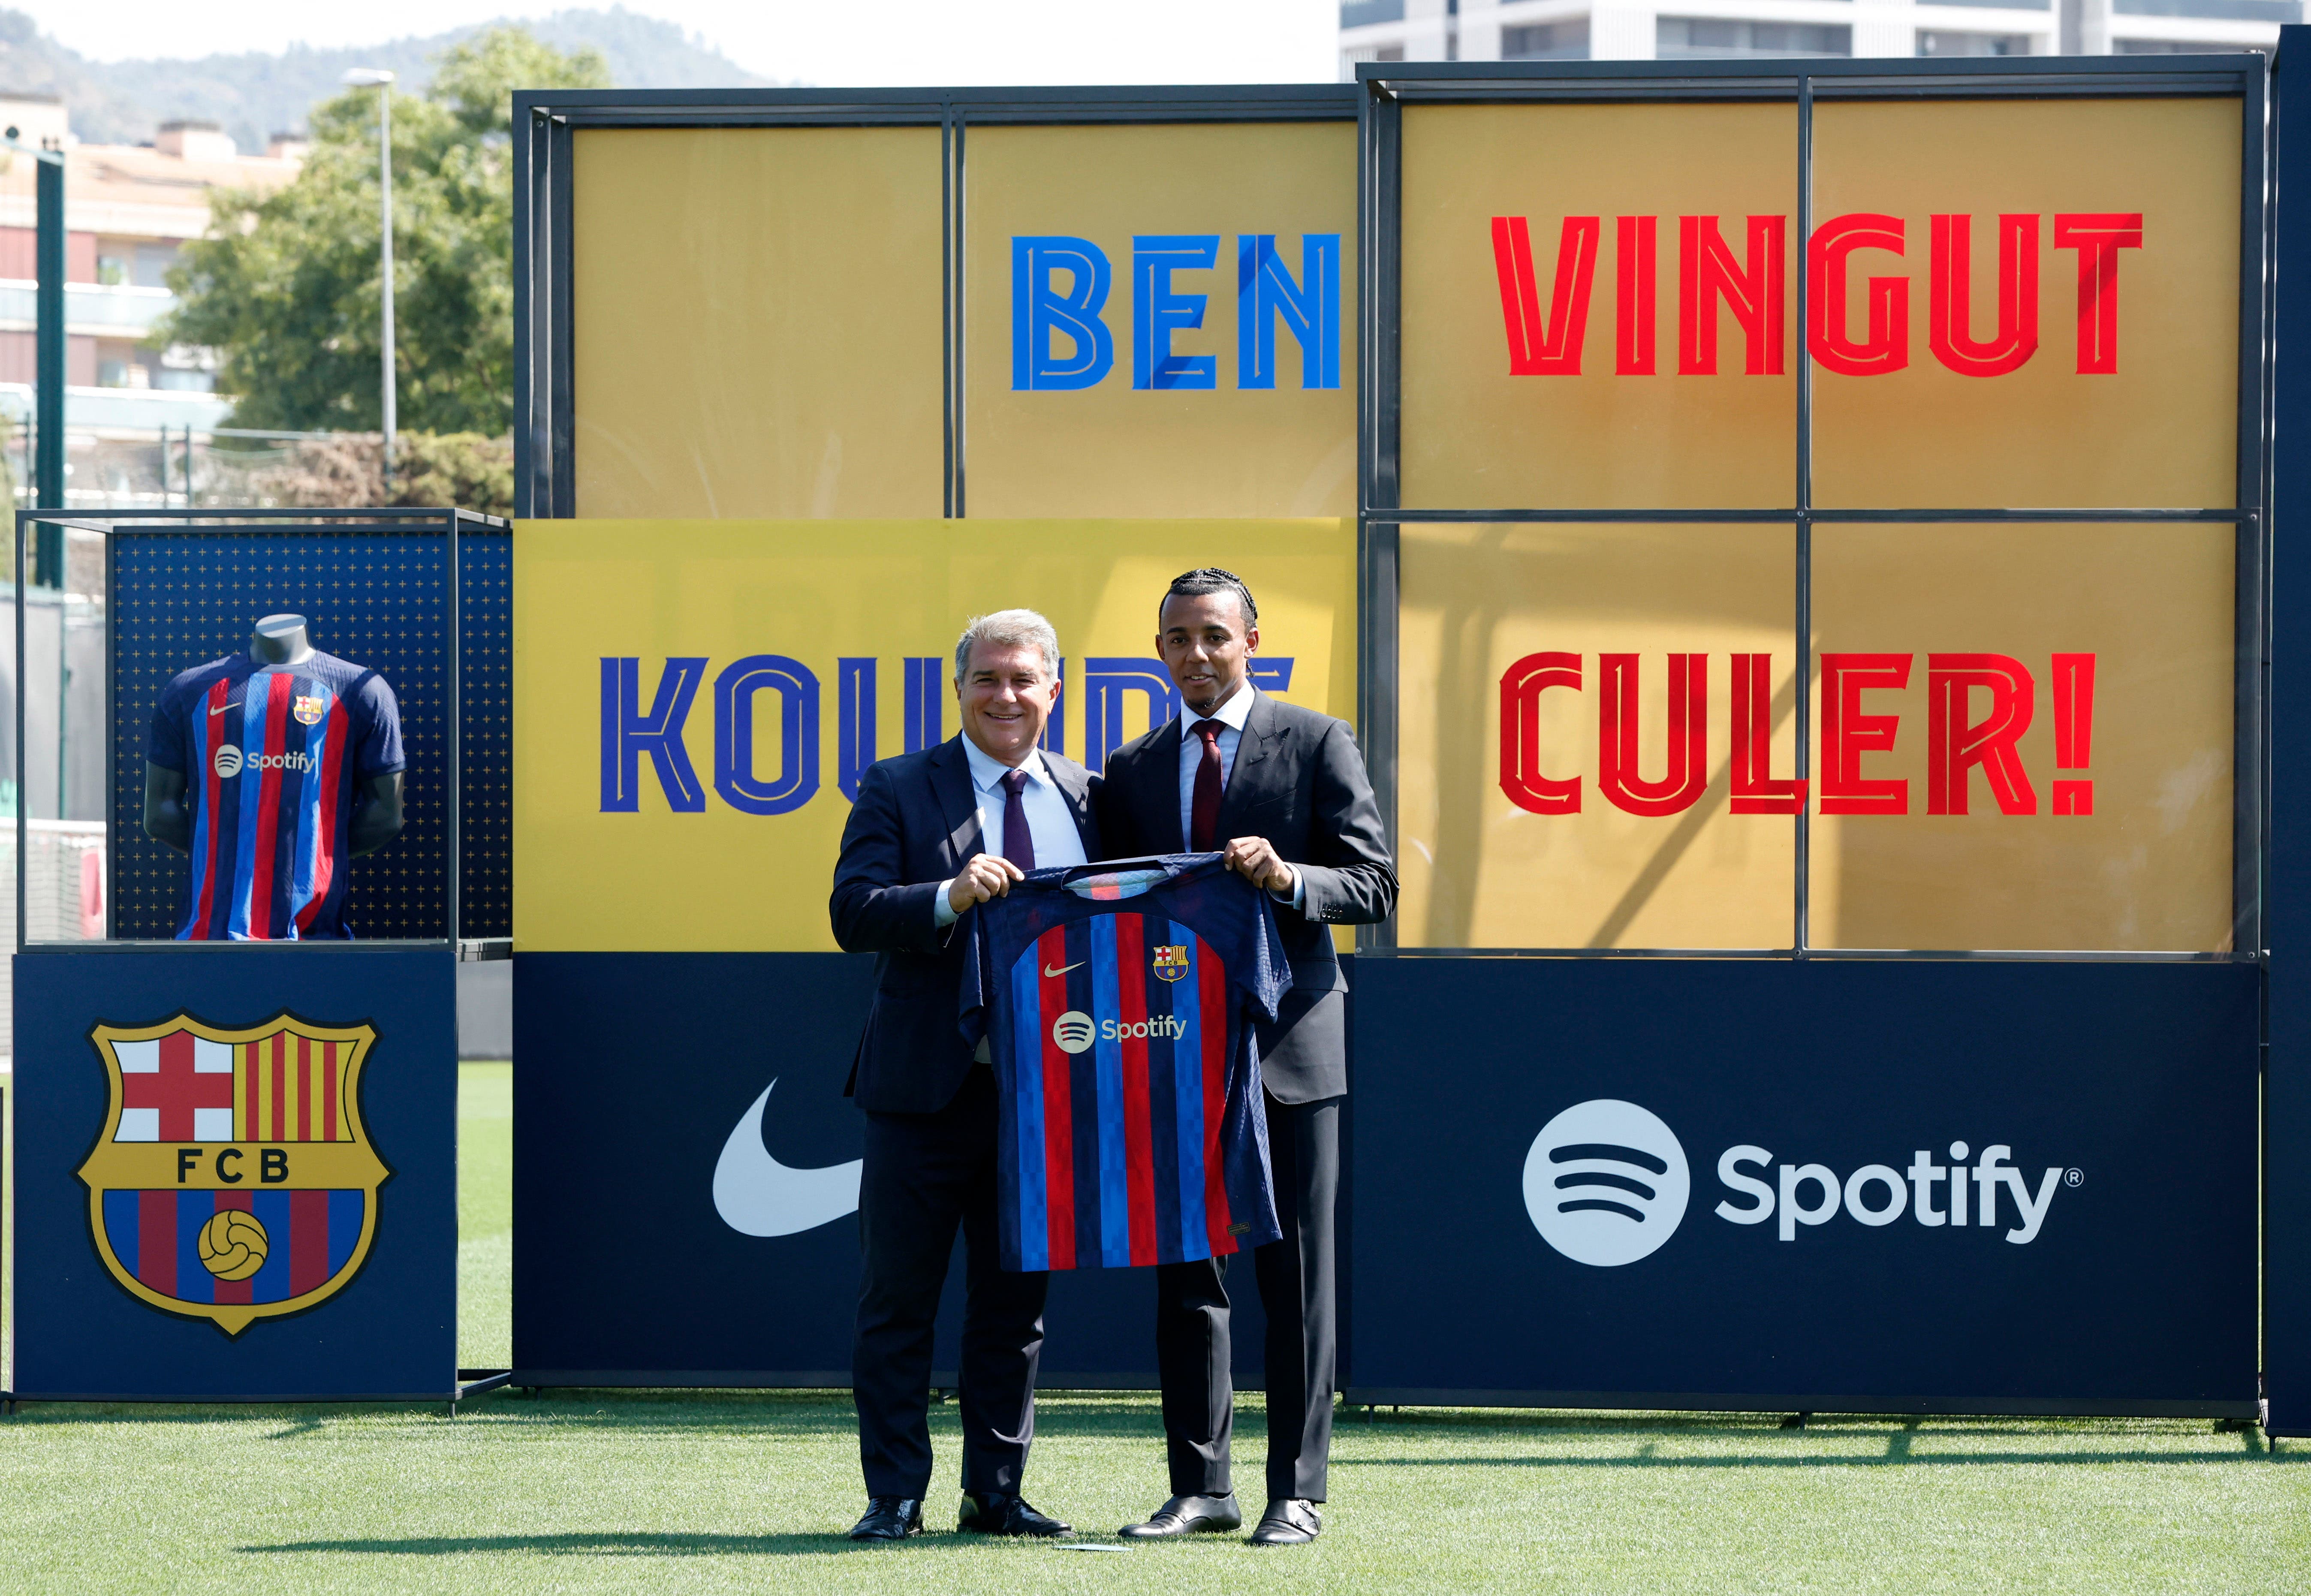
1096;568;1396;1547
830;609;1100;1542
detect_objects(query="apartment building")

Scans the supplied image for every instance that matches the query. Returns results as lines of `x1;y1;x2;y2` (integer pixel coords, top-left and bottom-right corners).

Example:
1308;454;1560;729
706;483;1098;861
0;92;303;486
1339;0;2293;69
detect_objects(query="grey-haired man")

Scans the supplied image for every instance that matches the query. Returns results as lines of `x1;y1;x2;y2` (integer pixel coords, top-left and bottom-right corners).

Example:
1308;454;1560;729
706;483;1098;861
830;609;1102;1542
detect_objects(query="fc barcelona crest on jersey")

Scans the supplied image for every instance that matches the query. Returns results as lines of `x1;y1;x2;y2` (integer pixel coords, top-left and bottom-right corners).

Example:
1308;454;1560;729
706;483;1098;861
291;693;327;726
1152;945;1191;982
75;1014;390;1336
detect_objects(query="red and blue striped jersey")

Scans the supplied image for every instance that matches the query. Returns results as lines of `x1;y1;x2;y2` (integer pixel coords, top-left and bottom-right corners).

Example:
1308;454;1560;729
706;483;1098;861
148;653;404;940
966;855;1291;1273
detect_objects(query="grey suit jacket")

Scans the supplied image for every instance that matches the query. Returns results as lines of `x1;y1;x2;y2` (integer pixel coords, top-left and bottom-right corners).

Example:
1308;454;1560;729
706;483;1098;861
1094;692;1395;1102
830;735;1102;1114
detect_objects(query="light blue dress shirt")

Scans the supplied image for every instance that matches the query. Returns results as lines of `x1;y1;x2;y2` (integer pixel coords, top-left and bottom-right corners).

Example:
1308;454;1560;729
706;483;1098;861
933;738;1087;927
1176;683;1303;909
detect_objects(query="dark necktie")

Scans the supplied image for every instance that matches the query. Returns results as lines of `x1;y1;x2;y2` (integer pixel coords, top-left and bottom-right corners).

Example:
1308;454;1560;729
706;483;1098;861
1000;768;1036;871
1190;720;1225;852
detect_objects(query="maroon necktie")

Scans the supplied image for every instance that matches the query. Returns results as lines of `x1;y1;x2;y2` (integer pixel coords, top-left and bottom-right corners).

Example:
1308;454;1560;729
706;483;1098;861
1000;768;1036;870
1190;720;1225;852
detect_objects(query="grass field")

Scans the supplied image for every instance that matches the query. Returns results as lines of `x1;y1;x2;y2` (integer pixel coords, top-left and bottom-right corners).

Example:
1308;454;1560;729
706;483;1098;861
1;1061;2307;1593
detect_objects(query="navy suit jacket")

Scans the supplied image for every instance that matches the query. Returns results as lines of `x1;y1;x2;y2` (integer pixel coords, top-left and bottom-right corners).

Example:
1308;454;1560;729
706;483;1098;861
831;735;1102;1114
1095;692;1395;1102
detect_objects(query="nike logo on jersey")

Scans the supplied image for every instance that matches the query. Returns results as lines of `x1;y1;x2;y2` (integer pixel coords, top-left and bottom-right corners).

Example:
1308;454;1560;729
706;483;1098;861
712;1078;862;1237
1044;961;1086;978
208;702;229;716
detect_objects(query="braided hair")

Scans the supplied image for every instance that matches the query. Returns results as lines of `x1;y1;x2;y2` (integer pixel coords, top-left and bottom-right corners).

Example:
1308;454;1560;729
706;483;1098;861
1159;566;1258;629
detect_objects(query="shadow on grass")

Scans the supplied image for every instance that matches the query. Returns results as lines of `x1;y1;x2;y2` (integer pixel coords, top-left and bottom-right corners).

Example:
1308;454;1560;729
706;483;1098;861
238;1532;1002;1559
1338;1430;2287;1470
7;1390;869;1438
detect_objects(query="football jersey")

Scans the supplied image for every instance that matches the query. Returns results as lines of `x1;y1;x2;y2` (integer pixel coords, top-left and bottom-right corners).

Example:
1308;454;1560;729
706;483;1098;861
148;652;405;941
964;855;1291;1274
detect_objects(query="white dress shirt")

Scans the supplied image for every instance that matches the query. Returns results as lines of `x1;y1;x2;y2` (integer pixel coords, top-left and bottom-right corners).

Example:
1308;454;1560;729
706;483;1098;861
933;738;1088;927
1177;683;1303;908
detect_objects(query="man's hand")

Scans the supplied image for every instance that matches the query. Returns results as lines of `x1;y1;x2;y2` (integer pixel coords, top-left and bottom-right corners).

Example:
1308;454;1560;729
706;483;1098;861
948;853;1024;914
1223;836;1297;895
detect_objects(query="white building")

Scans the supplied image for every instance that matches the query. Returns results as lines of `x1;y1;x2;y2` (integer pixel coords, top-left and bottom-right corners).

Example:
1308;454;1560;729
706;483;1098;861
1339;0;2292;70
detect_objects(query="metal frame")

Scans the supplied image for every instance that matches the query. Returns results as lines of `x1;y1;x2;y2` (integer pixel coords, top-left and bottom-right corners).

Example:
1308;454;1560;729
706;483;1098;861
510;84;1360;521
12;506;506;953
1355;54;2272;964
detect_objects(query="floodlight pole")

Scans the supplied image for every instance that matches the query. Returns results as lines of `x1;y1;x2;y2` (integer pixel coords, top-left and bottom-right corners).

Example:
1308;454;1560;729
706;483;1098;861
344;69;398;475
379;87;395;473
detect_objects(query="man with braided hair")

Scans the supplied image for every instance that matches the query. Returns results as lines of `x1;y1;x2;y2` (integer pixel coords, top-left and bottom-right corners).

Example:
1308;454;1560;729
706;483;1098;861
1094;567;1396;1547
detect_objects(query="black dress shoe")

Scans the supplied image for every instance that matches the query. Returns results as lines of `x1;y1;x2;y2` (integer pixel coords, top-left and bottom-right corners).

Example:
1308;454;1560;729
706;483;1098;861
1248;1498;1322;1546
957;1492;1072;1537
847;1497;924;1541
1118;1493;1243;1539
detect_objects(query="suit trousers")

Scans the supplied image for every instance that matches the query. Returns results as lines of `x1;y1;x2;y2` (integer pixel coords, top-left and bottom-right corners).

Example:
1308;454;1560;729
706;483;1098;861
853;1065;1049;1499
1152;1090;1340;1503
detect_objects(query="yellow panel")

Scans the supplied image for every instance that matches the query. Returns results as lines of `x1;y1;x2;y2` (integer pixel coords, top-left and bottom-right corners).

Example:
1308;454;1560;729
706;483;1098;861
1398;103;1797;510
571;127;945;518
1397;523;1798;949
1809;524;2234;951
515;519;1358;952
963;122;1357;517
1811;99;2239;509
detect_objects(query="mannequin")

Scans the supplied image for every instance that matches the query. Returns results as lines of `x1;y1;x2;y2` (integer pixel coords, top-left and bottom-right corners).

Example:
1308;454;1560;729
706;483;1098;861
143;614;406;856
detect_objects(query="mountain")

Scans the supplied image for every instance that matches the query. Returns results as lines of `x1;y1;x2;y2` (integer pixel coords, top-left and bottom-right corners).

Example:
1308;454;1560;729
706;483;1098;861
0;6;775;155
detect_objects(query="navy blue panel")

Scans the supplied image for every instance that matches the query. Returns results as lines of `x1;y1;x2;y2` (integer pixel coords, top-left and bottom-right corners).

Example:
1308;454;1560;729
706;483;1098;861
513;952;1264;1385
1350;958;2257;1412
111;532;452;940
2268;22;2311;1437
11;946;458;1399
458;528;512;939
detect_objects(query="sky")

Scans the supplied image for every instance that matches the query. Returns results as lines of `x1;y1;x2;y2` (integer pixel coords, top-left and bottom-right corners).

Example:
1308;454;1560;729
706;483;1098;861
27;0;1341;85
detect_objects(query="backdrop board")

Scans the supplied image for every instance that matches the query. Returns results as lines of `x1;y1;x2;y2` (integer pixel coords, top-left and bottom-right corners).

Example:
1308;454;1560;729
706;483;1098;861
1347;958;2259;1415
509;516;1354;1385
514;86;1358;522
1359;53;2267;1418
10;944;458;1400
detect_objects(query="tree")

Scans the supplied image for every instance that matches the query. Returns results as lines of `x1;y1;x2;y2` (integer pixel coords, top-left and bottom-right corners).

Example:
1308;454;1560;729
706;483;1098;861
160;28;609;435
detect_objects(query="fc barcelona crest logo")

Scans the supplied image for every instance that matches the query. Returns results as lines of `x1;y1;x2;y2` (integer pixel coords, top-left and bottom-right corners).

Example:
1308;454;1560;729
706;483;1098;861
75;1013;390;1336
292;694;326;726
1152;945;1190;982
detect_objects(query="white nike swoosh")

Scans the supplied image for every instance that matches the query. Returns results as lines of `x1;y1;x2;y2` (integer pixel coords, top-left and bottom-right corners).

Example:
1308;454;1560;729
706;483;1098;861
711;1078;862;1238
208;703;229;716
1045;961;1085;977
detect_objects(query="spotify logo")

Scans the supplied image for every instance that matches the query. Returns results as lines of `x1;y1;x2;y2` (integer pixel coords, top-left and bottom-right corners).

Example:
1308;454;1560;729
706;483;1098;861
214;746;310;778
1523;1099;1691;1267
1052;1011;1097;1054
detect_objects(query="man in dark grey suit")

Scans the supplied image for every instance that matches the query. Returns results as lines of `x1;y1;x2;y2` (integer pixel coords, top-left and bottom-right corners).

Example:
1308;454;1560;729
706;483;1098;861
830;609;1100;1543
1094;568;1396;1547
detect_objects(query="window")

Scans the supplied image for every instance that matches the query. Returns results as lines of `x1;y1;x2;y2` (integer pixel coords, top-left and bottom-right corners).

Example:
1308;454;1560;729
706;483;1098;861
2113;37;2274;50
132;243;179;289
2112;0;2297;18
1656;18;1853;57
1917;30;2032;54
1503;20;1591;59
1341;0;1406;26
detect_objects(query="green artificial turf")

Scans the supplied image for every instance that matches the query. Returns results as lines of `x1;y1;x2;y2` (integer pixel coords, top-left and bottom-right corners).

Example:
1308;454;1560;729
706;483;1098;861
0;1061;2305;1594
458;1061;512;1373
